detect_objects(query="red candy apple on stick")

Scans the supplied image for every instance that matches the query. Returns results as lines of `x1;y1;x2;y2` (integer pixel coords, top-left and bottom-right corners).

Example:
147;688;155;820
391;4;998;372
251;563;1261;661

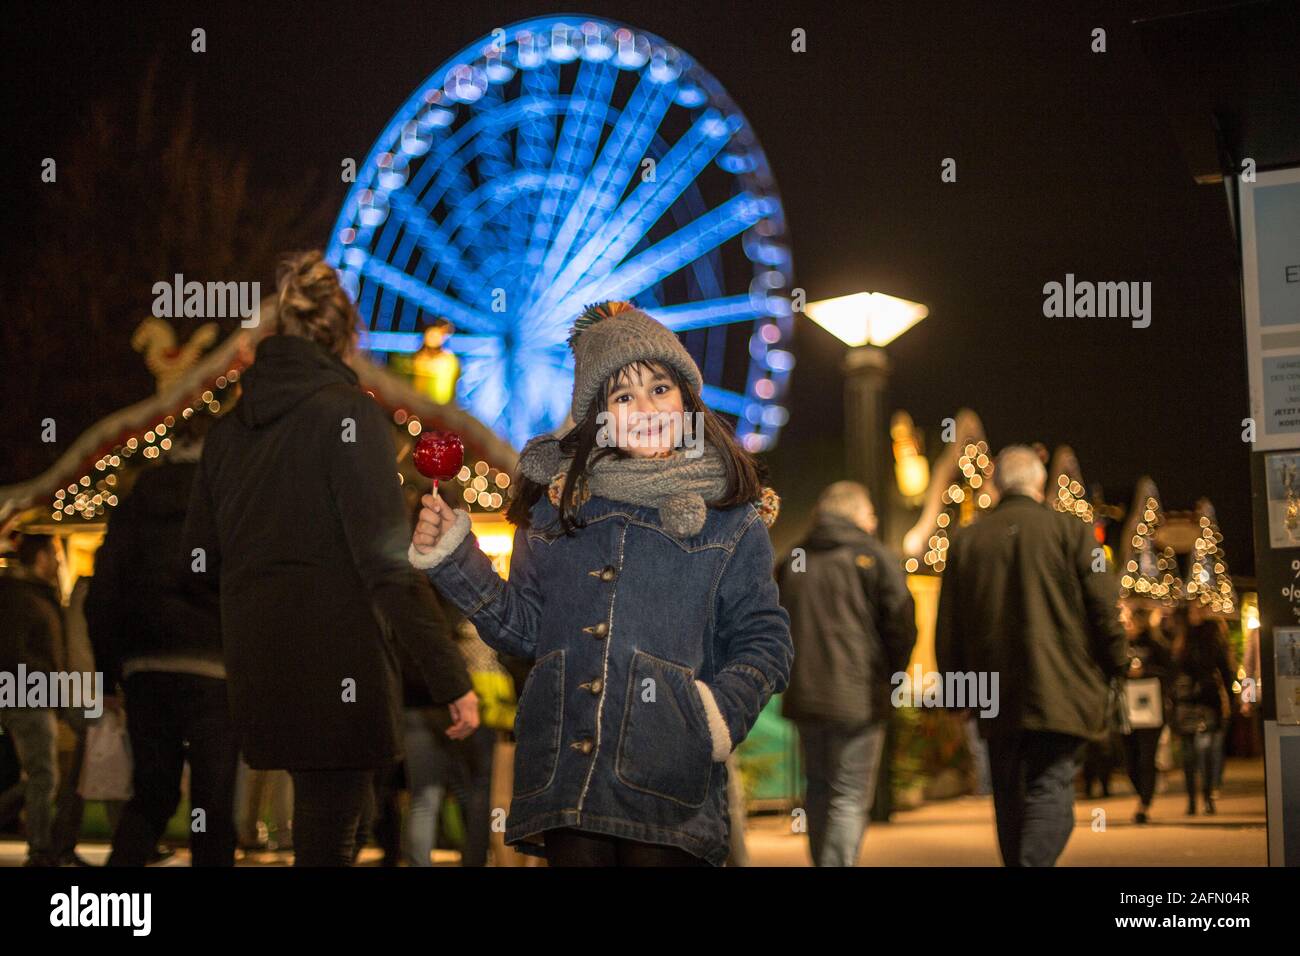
413;430;464;491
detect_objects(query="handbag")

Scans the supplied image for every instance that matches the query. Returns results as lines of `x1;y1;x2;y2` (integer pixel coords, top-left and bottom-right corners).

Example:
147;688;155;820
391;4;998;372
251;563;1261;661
1123;677;1163;730
78;708;133;801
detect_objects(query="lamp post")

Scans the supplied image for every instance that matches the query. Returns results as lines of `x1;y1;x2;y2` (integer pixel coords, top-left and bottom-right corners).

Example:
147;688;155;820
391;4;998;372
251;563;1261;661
806;291;928;824
805;292;929;524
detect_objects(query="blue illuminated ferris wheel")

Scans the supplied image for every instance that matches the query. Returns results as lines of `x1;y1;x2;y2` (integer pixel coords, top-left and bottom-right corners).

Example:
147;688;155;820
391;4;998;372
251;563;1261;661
326;15;795;451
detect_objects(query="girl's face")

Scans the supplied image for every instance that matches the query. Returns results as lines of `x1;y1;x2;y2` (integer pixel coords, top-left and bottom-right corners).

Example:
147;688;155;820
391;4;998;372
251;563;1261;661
604;362;685;457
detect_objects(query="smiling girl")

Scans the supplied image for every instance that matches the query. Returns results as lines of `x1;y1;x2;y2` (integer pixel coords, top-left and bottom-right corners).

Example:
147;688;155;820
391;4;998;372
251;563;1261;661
409;300;791;866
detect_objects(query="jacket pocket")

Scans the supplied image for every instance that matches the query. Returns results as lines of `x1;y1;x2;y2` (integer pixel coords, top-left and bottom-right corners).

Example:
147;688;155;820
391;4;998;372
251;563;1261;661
615;650;713;807
512;649;564;799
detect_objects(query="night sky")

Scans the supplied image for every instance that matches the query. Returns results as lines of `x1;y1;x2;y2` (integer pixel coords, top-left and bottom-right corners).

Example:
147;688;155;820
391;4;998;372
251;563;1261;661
4;0;1254;571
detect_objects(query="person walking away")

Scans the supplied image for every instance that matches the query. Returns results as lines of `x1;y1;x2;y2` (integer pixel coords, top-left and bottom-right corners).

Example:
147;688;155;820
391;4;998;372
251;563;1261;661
184;251;478;866
410;299;792;866
0;535;65;866
936;446;1127;867
1171;604;1235;815
1118;603;1172;824
777;481;916;866
48;574;102;866
87;416;238;866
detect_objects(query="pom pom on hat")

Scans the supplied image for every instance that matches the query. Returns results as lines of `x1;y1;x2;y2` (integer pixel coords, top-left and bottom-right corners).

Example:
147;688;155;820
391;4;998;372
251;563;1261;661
568;300;639;348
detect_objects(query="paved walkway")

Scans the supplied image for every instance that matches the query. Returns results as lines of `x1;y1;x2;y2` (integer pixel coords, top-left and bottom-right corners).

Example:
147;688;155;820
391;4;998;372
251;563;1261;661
0;759;1267;867
743;758;1267;866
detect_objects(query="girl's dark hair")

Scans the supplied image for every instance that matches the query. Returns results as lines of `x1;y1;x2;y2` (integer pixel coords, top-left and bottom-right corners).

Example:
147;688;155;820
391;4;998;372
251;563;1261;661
506;359;764;532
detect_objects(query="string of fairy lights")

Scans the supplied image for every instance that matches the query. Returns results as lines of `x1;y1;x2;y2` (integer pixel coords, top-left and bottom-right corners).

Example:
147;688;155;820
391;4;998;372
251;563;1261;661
51;372;241;523
1119;494;1185;604
906;457;1237;618
1051;474;1094;523
51;371;513;523
904;439;994;574
1186;511;1236;615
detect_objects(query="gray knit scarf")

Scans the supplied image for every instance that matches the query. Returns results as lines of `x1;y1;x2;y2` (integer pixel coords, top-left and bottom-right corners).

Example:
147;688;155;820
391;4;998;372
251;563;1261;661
517;433;728;537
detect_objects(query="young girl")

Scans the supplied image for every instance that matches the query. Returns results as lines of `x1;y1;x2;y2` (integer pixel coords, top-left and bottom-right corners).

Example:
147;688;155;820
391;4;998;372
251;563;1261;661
410;300;792;866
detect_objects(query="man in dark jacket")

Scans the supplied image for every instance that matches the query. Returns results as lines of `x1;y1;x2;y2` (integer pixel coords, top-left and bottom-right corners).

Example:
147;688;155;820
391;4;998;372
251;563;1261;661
0;534;65;865
184;252;476;865
936;445;1127;866
778;481;916;866
87;418;238;867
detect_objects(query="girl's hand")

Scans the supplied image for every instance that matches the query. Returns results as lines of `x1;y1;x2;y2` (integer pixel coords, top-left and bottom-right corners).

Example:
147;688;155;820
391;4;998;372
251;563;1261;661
413;492;457;554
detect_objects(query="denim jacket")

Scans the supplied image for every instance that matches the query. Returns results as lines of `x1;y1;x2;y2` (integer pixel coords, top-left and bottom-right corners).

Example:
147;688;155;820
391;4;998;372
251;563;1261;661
410;493;793;865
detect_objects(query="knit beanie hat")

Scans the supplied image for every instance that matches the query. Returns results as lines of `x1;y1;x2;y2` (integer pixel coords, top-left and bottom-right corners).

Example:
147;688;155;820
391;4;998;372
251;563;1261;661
567;301;703;422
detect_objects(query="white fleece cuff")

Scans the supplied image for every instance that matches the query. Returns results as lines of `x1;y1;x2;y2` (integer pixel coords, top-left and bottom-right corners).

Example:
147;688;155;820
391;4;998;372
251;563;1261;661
408;509;472;570
695;680;732;761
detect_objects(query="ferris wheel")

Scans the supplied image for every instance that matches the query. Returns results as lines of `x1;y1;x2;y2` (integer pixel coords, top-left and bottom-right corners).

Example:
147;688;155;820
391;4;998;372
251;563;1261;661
327;15;795;451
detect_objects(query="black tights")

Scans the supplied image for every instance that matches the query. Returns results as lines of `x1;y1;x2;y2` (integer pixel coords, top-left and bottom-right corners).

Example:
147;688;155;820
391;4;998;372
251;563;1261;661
545;827;708;867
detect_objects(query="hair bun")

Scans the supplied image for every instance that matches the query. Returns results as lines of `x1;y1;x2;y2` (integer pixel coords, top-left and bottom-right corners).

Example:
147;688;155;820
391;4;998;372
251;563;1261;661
274;250;358;357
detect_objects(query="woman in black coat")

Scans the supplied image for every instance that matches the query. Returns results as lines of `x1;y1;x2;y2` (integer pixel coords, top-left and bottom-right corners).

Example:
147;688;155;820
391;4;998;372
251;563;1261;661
1118;603;1172;824
1170;604;1235;816
185;251;477;865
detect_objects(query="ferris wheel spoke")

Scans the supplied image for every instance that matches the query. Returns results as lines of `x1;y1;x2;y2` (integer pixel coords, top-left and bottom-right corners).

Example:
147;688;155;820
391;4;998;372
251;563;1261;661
699;384;746;416
654;295;764;332
526;110;736;327
445;335;504;359
383;189;490;317
520;60;616;303
537;71;677;295
510;64;561;306
355;254;500;336
553;192;762;318
473;85;514;231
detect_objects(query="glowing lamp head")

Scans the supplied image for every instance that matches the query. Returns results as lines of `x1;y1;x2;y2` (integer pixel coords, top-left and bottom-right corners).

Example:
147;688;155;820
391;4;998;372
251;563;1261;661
805;292;929;348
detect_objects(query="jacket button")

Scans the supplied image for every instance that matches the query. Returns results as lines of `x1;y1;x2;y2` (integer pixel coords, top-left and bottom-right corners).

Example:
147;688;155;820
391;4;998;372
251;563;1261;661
589;679;603;695
600;566;617;582
571;739;594;755
582;621;609;638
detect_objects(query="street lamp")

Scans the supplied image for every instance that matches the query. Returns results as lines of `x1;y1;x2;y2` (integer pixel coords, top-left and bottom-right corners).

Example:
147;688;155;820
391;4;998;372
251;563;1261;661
805;290;928;825
805;292;929;526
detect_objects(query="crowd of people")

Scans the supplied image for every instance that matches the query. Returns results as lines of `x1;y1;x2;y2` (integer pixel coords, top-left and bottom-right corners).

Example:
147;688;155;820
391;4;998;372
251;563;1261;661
1;252;1247;868
779;447;1244;868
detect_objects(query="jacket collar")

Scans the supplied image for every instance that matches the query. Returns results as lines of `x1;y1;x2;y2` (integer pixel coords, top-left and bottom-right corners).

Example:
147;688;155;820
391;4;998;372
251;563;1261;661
804;513;874;550
997;492;1044;508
